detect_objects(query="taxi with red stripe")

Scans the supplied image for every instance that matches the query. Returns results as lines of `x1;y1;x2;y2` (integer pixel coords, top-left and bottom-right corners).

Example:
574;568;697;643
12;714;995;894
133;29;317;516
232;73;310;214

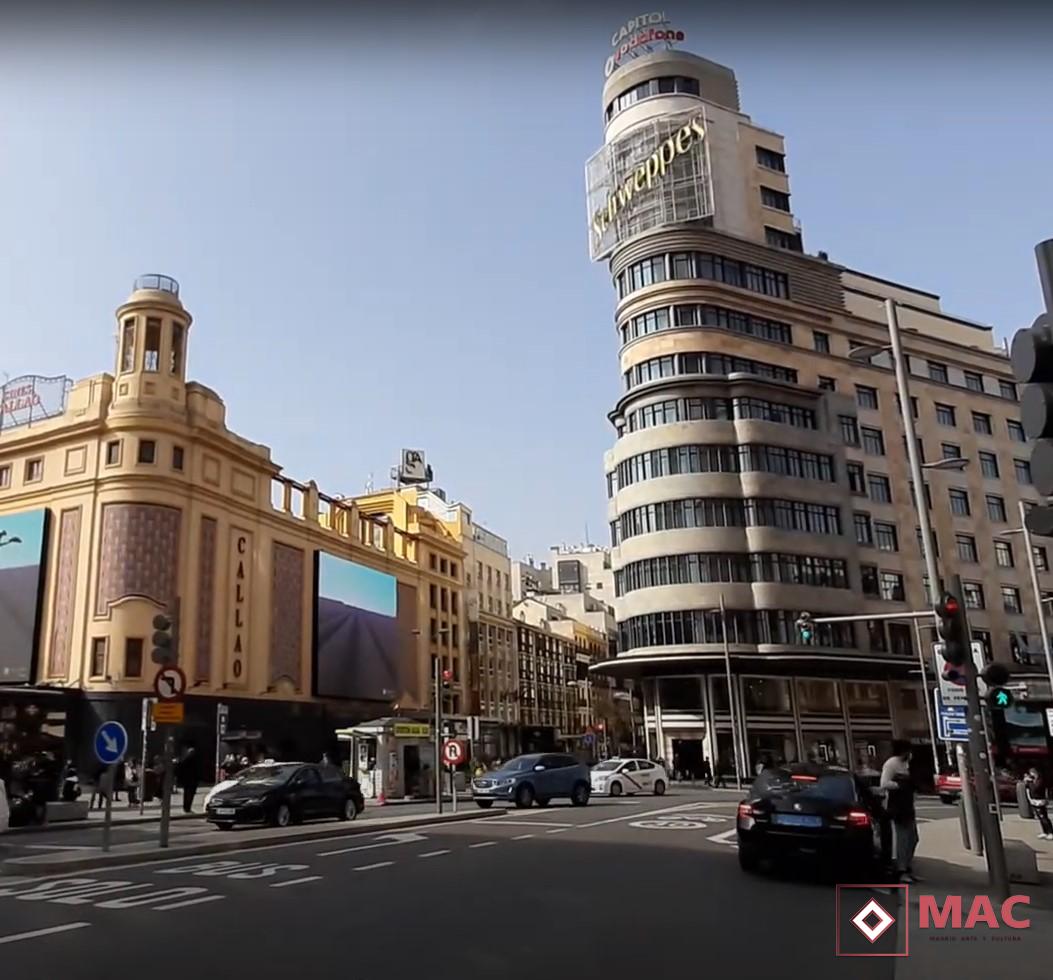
589;757;668;797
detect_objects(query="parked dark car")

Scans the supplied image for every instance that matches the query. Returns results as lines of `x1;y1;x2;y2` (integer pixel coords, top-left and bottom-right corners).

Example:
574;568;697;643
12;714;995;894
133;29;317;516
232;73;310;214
205;763;364;830
737;764;889;876
472;753;591;809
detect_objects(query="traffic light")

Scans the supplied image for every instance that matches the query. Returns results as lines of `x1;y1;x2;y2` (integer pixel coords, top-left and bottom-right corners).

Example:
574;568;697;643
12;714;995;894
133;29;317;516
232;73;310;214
795;612;814;644
989;687;1015;710
981;662;1013;709
150;599;180;666
441;669;453;690
935;592;967;667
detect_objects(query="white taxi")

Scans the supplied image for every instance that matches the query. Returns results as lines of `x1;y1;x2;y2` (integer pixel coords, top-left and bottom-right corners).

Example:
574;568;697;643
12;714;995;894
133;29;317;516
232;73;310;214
590;758;668;797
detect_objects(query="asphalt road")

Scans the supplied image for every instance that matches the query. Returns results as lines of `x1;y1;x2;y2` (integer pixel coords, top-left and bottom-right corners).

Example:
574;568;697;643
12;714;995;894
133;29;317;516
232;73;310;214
0;789;964;979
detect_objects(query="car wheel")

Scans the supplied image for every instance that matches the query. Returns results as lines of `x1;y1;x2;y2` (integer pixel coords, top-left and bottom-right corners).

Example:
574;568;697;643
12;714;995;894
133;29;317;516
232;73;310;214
215;822;235;832
339;797;358;821
514;784;535;809
939;795;955;805
738;843;761;873
273;803;292;828
609;781;623;797
654;780;666;796
571;782;590;806
475;800;493;809
535;797;551;807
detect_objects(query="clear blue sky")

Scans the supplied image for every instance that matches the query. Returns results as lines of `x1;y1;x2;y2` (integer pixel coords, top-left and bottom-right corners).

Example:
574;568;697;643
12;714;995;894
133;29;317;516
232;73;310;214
2;6;1052;560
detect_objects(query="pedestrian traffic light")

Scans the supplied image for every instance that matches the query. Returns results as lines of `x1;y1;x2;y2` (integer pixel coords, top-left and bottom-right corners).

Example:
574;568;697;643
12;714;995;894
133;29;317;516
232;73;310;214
988;688;1014;710
935;592;967;667
150;601;180;666
441;669;452;690
795;612;814;644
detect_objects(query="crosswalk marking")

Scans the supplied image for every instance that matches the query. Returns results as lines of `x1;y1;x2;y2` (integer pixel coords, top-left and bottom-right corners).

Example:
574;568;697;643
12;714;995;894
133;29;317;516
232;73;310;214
354;861;394;871
469;841;497;848
270;876;323;888
419;850;451;858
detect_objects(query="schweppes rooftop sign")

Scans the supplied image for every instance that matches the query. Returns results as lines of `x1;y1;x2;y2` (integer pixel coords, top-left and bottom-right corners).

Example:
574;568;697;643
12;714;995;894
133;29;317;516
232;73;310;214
590;115;705;249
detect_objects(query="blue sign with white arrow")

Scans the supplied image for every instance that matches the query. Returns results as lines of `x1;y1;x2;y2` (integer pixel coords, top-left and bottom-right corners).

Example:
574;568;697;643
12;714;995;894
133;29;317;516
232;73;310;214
94;721;129;765
933;690;969;742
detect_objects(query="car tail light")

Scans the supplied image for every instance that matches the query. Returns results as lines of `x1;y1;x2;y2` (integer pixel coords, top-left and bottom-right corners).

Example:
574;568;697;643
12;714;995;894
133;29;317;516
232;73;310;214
737;803;754;819
845;808;871;828
791;774;818;782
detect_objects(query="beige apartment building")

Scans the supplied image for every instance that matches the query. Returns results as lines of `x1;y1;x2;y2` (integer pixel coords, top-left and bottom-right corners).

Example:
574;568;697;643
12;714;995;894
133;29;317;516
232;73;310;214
590;47;1051;780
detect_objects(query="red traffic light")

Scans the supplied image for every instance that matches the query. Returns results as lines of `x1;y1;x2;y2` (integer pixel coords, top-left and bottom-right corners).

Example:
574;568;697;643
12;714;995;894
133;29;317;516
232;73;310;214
442;669;453;682
940;595;960;618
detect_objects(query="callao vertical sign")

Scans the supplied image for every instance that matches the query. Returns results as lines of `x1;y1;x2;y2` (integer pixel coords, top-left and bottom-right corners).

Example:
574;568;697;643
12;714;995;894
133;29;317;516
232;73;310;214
605;12;686;78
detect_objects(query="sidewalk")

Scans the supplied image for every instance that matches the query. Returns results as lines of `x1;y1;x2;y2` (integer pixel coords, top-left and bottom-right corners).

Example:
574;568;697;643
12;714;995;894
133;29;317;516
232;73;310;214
2;788;214;836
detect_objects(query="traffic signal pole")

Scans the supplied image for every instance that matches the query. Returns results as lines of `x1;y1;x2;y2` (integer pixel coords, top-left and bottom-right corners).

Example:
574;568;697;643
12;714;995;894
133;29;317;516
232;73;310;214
434;658;443;815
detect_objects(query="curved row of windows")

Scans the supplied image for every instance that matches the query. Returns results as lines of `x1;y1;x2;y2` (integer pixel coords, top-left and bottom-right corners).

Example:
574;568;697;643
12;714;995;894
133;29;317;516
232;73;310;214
620;303;793;346
605;75;700;122
621;396;817;436
625;352;798;391
615;552;850;596
611;497;843;544
610;443;835;494
616;251;790;301
618;609;858;652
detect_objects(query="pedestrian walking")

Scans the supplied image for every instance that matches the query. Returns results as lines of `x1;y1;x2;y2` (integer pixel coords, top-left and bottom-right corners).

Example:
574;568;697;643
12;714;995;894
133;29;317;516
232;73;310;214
700;758;713;787
89;765;112;810
124;757;140;807
881;740;919;883
1025;768;1053;839
174;744;201;814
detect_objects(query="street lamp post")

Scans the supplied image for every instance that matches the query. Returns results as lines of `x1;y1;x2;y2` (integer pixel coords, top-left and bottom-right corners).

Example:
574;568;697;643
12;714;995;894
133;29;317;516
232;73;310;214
718;594;743;792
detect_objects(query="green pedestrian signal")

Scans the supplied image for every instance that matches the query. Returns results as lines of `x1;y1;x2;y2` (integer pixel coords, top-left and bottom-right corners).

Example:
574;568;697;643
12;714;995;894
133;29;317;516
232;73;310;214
989;687;1014;710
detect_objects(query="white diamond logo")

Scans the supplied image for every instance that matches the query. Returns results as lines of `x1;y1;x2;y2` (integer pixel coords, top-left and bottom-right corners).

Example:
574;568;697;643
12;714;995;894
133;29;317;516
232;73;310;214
851;898;895;943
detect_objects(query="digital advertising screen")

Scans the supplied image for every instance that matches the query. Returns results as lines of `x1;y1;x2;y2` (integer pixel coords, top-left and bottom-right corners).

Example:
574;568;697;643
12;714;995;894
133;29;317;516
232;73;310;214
0;508;49;683
313;552;417;702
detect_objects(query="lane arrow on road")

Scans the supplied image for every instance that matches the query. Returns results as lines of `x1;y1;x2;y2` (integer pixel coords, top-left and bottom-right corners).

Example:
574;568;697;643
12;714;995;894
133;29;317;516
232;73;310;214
316;832;427;858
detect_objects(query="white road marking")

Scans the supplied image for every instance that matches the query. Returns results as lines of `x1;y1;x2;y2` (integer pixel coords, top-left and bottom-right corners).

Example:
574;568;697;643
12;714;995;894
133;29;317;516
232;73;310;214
706;829;739;846
481;820;574;828
419;850;451;858
546;828;568;834
511;834;534;840
354;861;395;871
317;831;426;858
154;895;226;910
575;801;712;830
0;923;91;945
270;876;323;888
24;845;97;851
468;841;497;848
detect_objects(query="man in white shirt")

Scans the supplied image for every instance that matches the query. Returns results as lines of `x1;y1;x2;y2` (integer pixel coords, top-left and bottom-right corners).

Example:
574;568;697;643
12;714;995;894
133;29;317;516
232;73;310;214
880;740;918;883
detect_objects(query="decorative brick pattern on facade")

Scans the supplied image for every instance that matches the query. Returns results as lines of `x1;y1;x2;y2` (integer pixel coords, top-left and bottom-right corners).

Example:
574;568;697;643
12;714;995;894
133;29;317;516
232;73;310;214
48;507;82;677
269;541;304;689
196;517;217;680
95;503;181;615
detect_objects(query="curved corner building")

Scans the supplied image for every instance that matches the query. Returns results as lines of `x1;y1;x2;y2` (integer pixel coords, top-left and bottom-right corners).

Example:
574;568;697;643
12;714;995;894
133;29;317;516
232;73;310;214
589;48;922;777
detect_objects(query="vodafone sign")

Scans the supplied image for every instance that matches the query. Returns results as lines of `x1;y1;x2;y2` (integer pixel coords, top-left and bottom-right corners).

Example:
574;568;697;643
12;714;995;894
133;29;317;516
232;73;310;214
605;12;685;78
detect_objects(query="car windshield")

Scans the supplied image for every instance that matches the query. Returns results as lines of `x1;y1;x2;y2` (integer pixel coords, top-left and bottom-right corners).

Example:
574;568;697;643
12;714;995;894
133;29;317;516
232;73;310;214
592;760;621;772
233;764;300;786
754;769;857;804
498;756;539;774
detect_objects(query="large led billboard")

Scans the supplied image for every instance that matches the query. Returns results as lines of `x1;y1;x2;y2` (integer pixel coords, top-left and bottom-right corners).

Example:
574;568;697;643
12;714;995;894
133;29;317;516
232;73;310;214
313;553;418;702
0;508;49;683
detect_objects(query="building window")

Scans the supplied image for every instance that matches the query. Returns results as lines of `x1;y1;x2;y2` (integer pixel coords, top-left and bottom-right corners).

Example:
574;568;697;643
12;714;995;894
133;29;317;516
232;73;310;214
0;464;9;489
861;427;885;456
1015;458;1033;485
860;564;880;597
867;474;892;503
765;226;802;251
854;513;873;546
124;638;144;678
986;495;1007;522
941;443;962;460
1002;586;1023;614
172;446;184;471
964;370;984;393
170;323;184;374
137;440;156;464
90;638;107;677
995;540;1015;568
760;186;791;211
973;412;993;435
934;403;956;427
856;385;879;410
979;451;1000;478
874;522;899;552
813;331;830;353
840;416;860;446
1035;546;1050;572
903;436;926;463
1007;420;1026;443
440;558;448;574
895;394;920;419
949;488;971;517
963;582;986;610
928;361;949;384
144;318;162;372
121;318;136;372
756;146;786;172
917;526;940;558
24;458;43;483
1000;380;1018;401
105;440;121;466
847;462;866;496
955;534;978;563
818;376;836;391
880;571;905;601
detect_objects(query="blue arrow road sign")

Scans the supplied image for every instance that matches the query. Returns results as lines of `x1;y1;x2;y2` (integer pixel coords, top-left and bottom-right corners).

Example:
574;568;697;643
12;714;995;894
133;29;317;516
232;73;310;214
94;721;129;765
933;690;969;742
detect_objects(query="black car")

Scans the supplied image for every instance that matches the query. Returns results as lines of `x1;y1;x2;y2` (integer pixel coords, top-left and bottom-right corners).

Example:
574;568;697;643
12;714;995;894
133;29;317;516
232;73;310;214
736;764;889;875
206;763;364;830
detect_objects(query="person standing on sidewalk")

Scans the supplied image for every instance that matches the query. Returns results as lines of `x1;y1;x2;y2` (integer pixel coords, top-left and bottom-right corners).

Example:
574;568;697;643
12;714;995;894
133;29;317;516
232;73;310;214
174;744;201;814
881;740;919;883
1025;768;1053;839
